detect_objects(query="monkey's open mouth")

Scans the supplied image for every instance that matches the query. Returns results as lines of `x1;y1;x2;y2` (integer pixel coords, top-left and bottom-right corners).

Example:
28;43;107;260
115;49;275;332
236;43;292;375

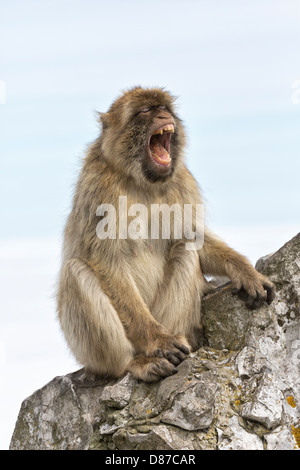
149;124;174;167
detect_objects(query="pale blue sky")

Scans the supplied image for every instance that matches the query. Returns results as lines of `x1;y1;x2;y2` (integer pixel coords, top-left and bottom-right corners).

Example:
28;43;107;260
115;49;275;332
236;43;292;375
0;0;299;239
1;1;300;449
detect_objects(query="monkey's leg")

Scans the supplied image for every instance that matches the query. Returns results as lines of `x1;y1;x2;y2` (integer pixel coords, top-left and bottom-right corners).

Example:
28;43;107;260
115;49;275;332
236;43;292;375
150;242;208;351
57;258;135;377
57;258;182;381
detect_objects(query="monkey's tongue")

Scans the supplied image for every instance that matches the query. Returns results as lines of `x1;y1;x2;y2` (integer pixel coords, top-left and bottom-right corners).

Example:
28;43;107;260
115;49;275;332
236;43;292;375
150;137;171;166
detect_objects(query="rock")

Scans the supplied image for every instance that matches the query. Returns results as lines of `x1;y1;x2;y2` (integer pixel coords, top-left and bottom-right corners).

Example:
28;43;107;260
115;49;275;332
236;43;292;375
241;371;283;430
161;371;218;431
10;233;300;450
264;427;296;450
100;373;133;410
217;416;264;450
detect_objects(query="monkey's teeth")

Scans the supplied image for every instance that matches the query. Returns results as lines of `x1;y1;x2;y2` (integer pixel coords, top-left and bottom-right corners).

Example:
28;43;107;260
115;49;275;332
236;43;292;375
151;150;172;166
153;124;175;135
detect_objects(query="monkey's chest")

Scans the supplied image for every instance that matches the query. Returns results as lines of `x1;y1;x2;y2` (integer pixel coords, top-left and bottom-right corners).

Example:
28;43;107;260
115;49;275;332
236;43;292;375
126;240;166;307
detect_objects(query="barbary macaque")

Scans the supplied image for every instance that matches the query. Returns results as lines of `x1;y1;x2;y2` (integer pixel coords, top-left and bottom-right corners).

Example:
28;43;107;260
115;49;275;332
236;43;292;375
57;87;275;382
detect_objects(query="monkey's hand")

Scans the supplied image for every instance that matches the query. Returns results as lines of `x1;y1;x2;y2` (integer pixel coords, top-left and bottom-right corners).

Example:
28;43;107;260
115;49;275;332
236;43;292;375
230;267;275;310
145;332;191;367
127;331;191;382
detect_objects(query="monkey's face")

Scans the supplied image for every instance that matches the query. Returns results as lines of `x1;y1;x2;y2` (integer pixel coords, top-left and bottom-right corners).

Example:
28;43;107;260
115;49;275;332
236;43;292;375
139;106;177;182
100;87;186;184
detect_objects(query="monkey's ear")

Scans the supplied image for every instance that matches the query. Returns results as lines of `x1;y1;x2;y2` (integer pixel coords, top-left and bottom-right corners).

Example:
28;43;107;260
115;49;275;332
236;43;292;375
98;112;112;131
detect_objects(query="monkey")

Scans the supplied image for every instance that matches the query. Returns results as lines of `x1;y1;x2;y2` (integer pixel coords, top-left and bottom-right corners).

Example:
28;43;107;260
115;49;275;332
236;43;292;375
57;86;275;383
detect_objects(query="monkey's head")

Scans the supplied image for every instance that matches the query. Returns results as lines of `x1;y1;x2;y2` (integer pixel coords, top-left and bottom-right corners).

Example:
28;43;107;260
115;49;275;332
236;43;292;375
100;87;186;184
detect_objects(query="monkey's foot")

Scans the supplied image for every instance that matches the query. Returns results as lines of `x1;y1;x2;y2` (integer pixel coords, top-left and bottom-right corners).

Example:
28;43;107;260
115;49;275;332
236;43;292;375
127;355;178;383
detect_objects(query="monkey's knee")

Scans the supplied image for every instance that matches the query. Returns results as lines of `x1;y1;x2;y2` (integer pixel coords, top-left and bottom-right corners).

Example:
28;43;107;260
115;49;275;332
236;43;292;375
59;298;134;377
57;258;134;377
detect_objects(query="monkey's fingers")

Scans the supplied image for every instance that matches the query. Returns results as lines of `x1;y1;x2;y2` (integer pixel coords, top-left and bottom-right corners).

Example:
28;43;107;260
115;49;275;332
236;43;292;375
246;280;275;309
165;351;181;366
263;283;275;304
232;281;275;309
150;334;190;366
153;348;164;358
172;340;191;362
245;294;263;310
151;358;178;379
128;356;177;382
173;341;190;355
173;348;189;362
153;345;186;364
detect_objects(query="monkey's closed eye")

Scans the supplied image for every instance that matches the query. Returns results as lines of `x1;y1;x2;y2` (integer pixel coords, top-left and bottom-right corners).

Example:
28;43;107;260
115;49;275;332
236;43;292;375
139;107;151;114
138;105;169;115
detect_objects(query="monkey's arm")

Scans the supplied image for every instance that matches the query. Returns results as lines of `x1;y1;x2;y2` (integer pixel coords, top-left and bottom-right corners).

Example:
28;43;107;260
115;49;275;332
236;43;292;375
91;259;190;360
199;230;275;309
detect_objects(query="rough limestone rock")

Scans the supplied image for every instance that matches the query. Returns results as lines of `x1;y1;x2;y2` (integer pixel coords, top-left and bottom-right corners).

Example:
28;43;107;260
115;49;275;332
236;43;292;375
10;234;300;450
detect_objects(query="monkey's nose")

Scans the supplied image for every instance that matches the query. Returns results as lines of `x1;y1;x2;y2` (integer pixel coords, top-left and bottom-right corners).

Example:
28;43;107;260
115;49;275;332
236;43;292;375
157;110;172;120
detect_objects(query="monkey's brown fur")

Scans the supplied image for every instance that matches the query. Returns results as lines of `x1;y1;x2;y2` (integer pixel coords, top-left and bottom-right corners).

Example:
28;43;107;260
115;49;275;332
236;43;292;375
57;86;275;382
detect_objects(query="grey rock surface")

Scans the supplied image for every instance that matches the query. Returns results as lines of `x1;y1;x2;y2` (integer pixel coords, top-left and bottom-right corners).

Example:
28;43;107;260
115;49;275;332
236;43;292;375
10;233;300;450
